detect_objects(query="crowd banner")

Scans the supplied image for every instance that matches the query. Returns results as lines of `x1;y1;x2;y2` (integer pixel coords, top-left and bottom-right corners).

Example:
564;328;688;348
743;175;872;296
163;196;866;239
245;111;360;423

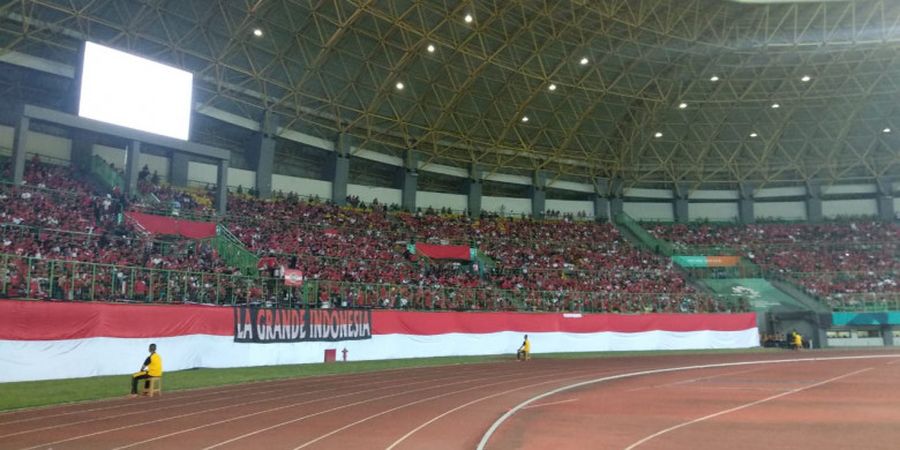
233;306;371;343
125;211;216;239
0;300;758;382
672;255;740;268
409;243;472;261
283;269;305;287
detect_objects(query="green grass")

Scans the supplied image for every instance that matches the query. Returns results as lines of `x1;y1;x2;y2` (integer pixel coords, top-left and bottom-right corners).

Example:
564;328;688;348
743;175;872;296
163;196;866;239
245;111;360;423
0;348;780;412
0;355;506;412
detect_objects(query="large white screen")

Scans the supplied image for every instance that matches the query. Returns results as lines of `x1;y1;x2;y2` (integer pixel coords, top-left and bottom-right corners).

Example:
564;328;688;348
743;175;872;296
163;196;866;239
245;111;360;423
79;42;193;140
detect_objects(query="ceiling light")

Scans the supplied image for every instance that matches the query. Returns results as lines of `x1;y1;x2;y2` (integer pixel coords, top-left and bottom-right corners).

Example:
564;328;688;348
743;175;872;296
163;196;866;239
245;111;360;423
710;75;720;82
579;57;589;65
252;28;263;37
883;128;892;134
678;102;688;109
395;81;405;90
426;44;435;53
464;13;473;23
548;83;557;91
750;132;758;138
801;75;811;82
521;116;530;123
771;103;780;109
654;132;663;138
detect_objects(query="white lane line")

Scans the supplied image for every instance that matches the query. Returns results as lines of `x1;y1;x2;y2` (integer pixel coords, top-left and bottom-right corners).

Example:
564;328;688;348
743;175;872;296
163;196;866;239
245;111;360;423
21;365;502;450
624;367;872;449
385;369;620;450
521;398;579;410
476;354;900;450
206;366;581;450
625;367;763;392
115;368;518;450
291;370;576;450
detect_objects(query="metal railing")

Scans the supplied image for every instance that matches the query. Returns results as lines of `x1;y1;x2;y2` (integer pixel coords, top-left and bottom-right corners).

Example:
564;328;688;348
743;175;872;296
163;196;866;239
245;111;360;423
90;155;124;192
0;252;745;313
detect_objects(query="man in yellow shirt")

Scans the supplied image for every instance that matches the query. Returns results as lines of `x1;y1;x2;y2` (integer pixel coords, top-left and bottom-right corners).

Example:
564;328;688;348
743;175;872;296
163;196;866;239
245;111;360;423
130;343;163;397
517;335;531;361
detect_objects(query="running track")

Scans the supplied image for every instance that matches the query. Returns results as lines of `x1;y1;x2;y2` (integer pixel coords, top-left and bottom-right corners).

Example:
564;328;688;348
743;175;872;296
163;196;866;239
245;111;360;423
1;349;899;449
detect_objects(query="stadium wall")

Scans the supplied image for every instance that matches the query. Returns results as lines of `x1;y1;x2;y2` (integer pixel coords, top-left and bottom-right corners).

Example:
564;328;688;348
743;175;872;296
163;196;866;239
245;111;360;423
0;301;758;382
418;191;468;213
688;203;739;222
545;199;594;216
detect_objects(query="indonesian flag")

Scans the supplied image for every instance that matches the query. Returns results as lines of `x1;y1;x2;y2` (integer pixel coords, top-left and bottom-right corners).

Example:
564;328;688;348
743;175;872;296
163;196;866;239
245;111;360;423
284;268;305;287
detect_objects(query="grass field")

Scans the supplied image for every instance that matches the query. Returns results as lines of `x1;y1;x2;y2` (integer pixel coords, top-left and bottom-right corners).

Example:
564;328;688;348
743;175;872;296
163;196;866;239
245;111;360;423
0;349;775;412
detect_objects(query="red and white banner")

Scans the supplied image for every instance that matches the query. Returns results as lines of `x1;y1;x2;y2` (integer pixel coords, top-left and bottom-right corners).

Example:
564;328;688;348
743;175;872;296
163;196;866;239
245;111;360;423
283;269;305;287
125;211;216;239
0;301;758;382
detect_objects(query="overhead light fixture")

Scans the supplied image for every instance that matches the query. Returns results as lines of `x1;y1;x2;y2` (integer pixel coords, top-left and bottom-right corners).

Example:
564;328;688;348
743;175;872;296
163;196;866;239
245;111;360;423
678;102;688;109
426;44;436;53
750;132;758;138
548;83;557;91
654;132;663;138
521;116;529;123
801;75;811;82
252;28;263;37
464;13;473;23
710;75;720;82
771;103;780;109
395;81;405;90
580;57;589;65
884;127;892;134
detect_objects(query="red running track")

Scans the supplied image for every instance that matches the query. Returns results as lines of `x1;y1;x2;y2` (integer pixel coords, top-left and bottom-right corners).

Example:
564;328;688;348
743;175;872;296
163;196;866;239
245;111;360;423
1;349;898;450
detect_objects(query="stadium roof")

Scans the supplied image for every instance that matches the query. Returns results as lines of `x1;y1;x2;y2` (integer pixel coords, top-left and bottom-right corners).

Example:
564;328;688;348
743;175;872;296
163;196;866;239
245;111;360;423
2;0;900;188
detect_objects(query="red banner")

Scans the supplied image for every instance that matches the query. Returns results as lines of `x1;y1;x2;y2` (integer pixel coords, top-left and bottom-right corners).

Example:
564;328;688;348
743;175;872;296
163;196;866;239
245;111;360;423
0;300;756;341
416;243;471;260
125;212;216;239
284;269;305;287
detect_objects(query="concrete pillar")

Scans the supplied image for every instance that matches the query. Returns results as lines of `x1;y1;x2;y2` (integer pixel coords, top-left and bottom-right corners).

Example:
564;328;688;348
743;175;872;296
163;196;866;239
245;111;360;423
170;152;190;187
124;140;142;197
254;112;277;198
673;182;690;223
332;133;350;206
216;158;228;216
738;182;755;224
609;177;625;217
593;177;610;222
70;130;94;173
12;115;29;185
876;178;895;222
806;180;823;223
530;170;546;219
467;164;482;218
401;150;418;212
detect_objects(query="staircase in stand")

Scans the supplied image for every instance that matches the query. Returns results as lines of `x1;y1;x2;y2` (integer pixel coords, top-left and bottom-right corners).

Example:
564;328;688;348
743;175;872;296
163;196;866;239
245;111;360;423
210;224;260;276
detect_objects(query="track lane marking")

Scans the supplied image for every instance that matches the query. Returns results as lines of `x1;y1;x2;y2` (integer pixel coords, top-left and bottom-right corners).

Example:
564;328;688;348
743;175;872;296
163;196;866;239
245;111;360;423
476;354;900;450
201;365;584;450
384;368;634;450
19;365;513;450
290;371;584;450
624;367;872;449
520;398;579;410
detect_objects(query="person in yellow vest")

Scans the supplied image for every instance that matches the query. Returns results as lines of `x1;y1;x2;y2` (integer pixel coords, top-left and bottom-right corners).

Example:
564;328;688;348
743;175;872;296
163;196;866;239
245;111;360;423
792;330;803;351
130;343;163;397
517;334;531;361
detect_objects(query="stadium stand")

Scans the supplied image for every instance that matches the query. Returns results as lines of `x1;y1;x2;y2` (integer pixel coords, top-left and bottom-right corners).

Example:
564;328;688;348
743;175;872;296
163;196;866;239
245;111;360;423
647;222;900;310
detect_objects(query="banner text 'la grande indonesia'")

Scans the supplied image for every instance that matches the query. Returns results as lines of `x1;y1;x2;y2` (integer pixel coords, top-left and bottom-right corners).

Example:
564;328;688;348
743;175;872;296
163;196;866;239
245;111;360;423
234;307;372;343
